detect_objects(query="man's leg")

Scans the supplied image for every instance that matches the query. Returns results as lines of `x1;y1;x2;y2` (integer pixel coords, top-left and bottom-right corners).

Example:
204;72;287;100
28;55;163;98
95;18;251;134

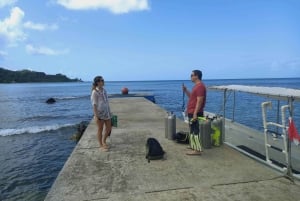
187;116;202;155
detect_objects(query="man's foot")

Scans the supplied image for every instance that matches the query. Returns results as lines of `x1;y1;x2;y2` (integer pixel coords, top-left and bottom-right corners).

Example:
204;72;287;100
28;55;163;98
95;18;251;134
103;143;109;149
186;150;202;155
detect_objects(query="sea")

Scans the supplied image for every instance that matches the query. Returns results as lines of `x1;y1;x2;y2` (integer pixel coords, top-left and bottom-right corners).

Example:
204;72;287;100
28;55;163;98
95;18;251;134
0;78;300;201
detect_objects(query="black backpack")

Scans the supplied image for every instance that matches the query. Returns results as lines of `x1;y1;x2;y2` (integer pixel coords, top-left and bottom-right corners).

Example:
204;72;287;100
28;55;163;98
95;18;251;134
174;131;189;144
145;138;165;163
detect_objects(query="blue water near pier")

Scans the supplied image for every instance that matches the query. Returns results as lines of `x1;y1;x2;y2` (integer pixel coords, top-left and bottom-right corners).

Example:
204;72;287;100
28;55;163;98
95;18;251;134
0;78;299;200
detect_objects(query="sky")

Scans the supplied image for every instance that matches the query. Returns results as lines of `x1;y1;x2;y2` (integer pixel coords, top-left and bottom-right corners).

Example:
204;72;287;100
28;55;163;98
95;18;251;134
0;0;299;81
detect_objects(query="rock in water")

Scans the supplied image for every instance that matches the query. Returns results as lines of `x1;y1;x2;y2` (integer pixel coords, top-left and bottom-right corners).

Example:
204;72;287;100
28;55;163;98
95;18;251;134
70;121;88;142
46;98;56;104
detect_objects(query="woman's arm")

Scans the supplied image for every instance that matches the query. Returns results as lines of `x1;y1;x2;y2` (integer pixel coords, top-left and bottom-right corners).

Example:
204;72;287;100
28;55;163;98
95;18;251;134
91;90;99;119
93;104;99;119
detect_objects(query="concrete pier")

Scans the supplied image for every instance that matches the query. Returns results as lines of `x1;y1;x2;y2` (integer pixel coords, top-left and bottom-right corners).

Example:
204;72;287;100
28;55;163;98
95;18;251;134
45;98;300;201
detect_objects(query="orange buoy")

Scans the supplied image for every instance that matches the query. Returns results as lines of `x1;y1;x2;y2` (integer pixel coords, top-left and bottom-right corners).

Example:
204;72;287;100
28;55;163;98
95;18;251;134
121;87;129;95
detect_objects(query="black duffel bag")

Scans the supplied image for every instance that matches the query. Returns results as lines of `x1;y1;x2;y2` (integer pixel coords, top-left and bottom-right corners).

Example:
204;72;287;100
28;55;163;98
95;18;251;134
174;131;189;144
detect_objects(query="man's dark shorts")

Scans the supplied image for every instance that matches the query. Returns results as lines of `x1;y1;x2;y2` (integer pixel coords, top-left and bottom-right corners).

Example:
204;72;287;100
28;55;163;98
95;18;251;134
188;112;204;134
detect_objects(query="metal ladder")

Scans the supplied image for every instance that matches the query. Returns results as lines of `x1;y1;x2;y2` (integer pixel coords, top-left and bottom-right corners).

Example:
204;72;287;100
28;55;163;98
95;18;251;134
261;102;289;169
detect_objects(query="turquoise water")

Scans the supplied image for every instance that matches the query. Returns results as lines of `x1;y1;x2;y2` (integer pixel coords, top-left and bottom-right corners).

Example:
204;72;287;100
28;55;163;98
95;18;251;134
0;78;299;200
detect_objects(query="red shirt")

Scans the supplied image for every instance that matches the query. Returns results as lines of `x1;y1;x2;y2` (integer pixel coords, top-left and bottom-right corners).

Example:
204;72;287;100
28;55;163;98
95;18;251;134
187;82;206;114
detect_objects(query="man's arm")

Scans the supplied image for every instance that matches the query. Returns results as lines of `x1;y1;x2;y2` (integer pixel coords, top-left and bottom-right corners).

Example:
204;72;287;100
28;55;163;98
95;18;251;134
182;84;191;98
193;96;204;119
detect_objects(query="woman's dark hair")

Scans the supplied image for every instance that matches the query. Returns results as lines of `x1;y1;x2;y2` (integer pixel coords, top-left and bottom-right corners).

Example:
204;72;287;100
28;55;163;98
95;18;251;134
92;76;103;91
192;70;202;80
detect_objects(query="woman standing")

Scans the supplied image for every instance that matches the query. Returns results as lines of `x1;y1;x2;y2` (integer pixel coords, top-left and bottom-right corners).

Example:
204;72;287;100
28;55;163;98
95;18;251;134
91;76;112;151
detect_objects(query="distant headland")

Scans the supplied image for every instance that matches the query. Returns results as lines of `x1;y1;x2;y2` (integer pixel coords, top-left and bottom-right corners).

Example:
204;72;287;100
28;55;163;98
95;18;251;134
0;67;82;83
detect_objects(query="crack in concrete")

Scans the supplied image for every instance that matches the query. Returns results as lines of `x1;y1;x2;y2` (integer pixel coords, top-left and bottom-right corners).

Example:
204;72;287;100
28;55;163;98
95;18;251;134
211;176;285;188
145;186;193;194
83;197;109;201
77;147;100;150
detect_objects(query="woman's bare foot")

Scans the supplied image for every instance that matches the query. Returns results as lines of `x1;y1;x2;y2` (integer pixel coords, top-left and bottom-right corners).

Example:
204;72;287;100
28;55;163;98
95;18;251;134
103;143;109;149
100;147;108;152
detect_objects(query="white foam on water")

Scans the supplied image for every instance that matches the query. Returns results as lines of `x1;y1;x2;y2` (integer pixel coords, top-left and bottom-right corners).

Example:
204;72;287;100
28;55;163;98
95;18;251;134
0;123;76;136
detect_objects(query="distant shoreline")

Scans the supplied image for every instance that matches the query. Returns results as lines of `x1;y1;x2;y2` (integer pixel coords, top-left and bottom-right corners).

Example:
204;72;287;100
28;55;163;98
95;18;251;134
0;67;82;83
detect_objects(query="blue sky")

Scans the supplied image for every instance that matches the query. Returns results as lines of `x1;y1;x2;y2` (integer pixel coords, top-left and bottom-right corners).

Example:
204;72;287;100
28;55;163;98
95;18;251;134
0;0;299;81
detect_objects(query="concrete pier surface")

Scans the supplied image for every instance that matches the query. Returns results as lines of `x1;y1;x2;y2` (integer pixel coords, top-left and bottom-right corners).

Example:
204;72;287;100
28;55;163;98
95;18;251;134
45;98;300;201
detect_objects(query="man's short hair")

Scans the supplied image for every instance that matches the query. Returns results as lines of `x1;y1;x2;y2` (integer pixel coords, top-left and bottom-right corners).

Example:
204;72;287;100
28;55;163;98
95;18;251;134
193;70;202;80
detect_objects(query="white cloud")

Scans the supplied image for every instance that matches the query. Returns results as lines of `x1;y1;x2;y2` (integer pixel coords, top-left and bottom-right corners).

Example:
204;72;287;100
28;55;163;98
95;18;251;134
0;6;60;52
26;44;69;56
0;0;17;8
0;7;26;46
0;50;7;60
0;50;7;55
24;21;58;31
271;58;300;72
56;0;149;14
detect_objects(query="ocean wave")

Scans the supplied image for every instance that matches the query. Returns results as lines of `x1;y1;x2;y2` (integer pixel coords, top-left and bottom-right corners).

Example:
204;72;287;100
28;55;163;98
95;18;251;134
54;95;89;100
130;89;154;92
21;115;66;122
0;124;77;137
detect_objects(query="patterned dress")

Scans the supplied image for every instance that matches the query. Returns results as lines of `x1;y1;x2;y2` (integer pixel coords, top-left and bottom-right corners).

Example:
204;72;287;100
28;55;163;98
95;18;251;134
91;88;111;120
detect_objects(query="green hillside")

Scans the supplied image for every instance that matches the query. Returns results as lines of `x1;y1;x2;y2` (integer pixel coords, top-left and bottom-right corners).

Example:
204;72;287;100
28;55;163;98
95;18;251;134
0;67;81;83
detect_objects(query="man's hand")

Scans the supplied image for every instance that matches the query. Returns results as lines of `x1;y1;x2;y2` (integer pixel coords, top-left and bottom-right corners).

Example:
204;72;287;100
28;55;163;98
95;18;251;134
182;83;187;92
182;83;191;97
193;113;197;121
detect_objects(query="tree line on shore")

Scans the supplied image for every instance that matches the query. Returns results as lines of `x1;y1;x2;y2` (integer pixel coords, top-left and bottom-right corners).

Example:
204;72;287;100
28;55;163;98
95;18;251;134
0;67;81;83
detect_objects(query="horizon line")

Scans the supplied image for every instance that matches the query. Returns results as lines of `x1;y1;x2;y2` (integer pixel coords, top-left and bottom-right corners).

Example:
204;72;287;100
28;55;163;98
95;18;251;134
81;77;300;82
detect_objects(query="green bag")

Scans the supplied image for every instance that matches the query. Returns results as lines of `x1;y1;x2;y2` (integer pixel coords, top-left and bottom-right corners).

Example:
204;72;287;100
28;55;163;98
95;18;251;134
111;115;118;127
211;125;220;146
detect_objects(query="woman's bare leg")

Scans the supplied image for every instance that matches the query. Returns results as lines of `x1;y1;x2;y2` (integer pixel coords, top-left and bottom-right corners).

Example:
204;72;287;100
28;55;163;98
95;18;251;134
103;119;112;147
96;119;104;148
